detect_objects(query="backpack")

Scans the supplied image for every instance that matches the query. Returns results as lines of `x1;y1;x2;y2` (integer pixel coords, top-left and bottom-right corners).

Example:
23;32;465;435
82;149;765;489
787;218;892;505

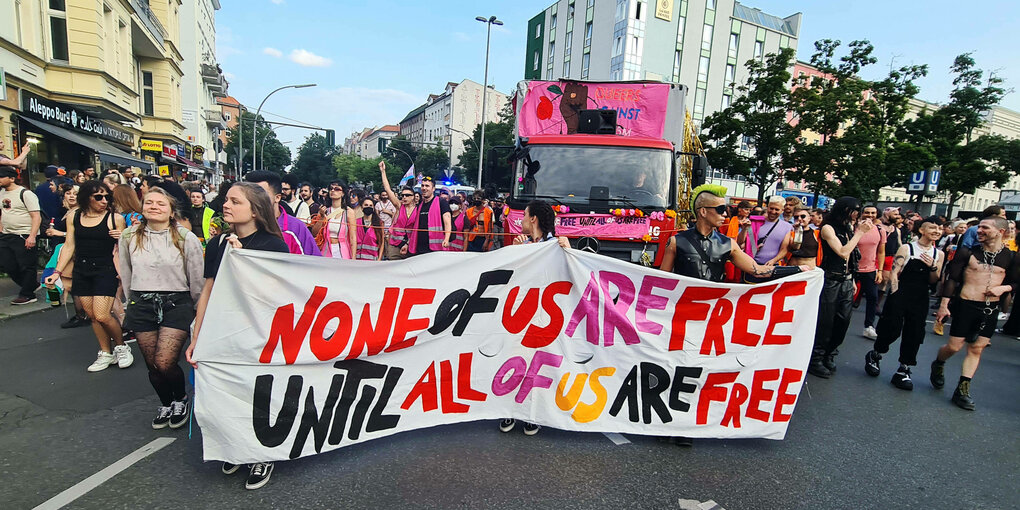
18;188;50;237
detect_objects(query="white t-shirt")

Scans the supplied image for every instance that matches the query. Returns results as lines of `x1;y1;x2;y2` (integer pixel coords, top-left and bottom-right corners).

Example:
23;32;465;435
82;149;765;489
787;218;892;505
0;186;41;235
286;197;310;221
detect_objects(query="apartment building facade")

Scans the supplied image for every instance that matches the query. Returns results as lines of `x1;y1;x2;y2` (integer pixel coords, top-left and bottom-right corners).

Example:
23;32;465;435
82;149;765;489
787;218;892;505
180;0;227;179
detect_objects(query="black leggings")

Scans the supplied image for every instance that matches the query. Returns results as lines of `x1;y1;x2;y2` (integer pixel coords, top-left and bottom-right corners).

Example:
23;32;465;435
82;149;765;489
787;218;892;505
136;327;189;406
874;286;928;365
814;277;855;356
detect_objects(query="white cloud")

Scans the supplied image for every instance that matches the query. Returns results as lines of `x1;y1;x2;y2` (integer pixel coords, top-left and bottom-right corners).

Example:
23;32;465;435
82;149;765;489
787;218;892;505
263;47;282;58
289;49;333;67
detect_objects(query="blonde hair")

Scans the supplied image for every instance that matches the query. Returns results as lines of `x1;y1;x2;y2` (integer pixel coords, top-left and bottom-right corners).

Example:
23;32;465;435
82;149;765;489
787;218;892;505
130;187;186;259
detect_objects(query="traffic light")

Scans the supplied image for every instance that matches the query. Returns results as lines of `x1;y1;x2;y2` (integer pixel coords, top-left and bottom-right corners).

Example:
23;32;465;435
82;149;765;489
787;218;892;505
325;129;335;146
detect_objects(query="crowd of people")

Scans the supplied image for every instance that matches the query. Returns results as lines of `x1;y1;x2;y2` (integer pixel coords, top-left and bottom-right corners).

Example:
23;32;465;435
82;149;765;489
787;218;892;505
2;156;1016;490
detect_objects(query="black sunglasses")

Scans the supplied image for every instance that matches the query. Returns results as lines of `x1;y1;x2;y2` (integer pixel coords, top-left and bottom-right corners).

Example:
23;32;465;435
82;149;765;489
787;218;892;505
92;194;109;201
400;193;413;198
795;214;809;219
701;204;727;215
329;186;344;191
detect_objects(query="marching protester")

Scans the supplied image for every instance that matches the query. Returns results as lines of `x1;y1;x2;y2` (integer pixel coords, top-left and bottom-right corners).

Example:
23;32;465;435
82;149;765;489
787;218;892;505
411;176;451;255
47;183;90;328
0;140;31;168
378;161;419;260
0;165;42;305
118;187;204;429
36;165;66;221
782;196;801;224
855;205;886;339
809;208;824;230
355;194;385;261
113;184;144;227
44;180;133;372
245;171;321;256
313;180;356;259
865;216;944;390
770;204;821;269
187;188;215;241
465;190;492;252
660;185;805;446
186;182;290;489
375;188;396;229
725;200;753;246
447;196;471;252
281;175;310;222
931;216;1018;410
748;196;794;282
809;196;872;378
300;183;322;218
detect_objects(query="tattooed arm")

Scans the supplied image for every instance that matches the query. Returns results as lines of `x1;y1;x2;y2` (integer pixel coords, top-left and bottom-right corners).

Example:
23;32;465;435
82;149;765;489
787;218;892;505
888;244;909;294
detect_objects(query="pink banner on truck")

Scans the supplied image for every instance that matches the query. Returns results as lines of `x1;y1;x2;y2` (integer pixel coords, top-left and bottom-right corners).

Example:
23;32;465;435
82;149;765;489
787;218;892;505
517;81;671;138
507;209;651;238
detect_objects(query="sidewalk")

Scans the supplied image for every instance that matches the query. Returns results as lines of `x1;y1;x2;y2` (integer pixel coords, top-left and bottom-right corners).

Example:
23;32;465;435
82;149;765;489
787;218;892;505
0;278;54;321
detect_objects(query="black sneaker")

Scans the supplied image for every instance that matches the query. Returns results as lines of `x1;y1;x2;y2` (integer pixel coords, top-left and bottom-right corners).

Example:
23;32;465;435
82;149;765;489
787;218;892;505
151;406;172;429
169;398;190;429
864;350;882;377
823;353;837;372
951;380;976;410
808;357;832;378
60;315;89;329
222;462;240;475
891;367;913;391
930;360;945;389
523;422;541;436
10;296;37;305
246;462;274;490
498;418;515;433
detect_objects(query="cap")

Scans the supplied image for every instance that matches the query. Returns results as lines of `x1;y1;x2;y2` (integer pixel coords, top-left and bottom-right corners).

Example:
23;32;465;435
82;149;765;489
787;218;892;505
44;165;66;179
0;166;18;178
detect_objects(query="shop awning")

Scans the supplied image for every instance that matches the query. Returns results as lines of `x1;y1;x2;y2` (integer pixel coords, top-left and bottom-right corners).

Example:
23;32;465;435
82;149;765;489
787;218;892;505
177;156;208;175
19;116;153;172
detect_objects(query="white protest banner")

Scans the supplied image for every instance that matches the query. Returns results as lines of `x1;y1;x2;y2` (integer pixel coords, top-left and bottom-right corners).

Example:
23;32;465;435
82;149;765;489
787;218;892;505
194;242;822;464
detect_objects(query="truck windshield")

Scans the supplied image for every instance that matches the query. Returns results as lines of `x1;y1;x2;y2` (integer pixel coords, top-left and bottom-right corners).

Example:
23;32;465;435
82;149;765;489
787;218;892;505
515;144;671;208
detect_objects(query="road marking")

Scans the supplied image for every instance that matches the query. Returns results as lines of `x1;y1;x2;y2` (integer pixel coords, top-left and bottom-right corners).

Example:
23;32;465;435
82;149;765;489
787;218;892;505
602;432;630;445
33;437;175;510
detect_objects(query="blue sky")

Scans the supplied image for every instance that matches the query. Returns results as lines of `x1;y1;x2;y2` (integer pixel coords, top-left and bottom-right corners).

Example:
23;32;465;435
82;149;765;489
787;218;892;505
216;0;1019;150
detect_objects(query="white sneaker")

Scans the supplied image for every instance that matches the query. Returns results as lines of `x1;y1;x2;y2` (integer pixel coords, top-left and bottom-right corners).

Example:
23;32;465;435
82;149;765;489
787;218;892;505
862;326;878;340
998;312;1009;321
87;351;116;372
113;345;134;369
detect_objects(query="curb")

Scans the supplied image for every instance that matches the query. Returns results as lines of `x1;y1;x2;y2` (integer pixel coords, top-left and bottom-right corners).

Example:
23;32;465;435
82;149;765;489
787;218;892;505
0;303;63;322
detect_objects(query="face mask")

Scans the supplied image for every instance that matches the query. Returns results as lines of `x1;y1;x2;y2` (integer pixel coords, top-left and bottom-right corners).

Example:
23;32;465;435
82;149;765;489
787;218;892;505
451;204;460;212
472;200;482;207
363;208;374;216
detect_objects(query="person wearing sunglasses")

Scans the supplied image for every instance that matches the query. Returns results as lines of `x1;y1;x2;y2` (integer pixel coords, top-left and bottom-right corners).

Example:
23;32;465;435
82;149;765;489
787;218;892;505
809;196;873;379
45;179;133;372
378;161;421;260
312;180;355;259
854;205;887;340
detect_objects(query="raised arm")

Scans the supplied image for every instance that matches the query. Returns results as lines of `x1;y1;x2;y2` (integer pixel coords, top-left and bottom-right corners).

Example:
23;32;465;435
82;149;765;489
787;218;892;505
0;143;31;168
379;161;400;209
820;221;870;260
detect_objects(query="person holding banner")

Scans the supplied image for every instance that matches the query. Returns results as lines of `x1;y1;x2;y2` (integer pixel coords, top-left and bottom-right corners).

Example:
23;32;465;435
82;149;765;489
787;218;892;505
186;182;290;490
809;197;872;379
355;195;385;261
447;196;472;252
314;180;356;259
411;176;452;255
378;161;417;260
118;187;204;429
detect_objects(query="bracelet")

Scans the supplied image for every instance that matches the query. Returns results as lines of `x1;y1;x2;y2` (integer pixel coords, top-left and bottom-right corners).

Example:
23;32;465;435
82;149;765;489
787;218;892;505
53;270;62;276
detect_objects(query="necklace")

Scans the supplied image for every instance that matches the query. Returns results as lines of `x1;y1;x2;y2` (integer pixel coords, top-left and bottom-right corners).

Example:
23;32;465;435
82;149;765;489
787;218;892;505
982;244;1003;305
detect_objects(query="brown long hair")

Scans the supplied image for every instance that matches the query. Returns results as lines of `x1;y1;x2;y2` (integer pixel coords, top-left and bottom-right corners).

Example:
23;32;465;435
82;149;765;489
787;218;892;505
112;184;142;215
130;187;186;259
231;182;283;240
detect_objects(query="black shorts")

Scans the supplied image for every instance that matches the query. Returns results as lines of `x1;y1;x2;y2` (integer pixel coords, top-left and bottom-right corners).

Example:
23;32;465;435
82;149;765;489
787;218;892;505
72;258;119;297
949;299;997;343
123;292;195;333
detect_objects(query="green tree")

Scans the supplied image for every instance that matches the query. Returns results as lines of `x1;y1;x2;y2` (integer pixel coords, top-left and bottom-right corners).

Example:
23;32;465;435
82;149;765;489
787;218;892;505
224;111;291;175
333;154;386;190
900;54;1008;216
833;63;934;202
788;39;877;202
701;47;798;203
458;101;515;190
415;145;452;182
289;133;338;186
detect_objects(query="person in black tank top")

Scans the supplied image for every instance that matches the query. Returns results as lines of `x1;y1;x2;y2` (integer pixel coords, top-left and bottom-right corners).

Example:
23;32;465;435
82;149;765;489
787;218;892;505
810;197;873;378
866;217;945;390
45;180;132;372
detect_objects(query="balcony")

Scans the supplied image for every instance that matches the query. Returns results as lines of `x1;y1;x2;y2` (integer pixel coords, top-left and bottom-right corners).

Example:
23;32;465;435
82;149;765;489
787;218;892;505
201;63;227;97
129;0;167;58
204;107;226;128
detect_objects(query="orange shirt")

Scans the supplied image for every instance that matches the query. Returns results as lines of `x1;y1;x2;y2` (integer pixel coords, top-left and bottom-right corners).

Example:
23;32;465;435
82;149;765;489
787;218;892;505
725;216;744;239
466;206;492;241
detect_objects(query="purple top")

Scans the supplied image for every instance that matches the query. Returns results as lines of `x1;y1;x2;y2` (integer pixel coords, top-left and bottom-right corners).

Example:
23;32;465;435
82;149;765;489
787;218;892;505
754;219;794;264
277;208;322;256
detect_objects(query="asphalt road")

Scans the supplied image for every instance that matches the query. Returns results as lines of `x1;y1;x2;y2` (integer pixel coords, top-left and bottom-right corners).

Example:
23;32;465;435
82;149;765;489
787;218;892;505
0;304;1016;510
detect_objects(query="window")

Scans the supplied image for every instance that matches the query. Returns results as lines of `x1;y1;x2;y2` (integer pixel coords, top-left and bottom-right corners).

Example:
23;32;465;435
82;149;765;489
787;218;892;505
674;50;681;73
753;41;764;60
142;71;154;116
613;36;623;57
581;53;590;79
698;56;710;82
551;14;557;29
584;22;593;47
725;64;735;87
722;94;732;109
224;111;232;122
548;42;555;62
48;0;69;61
635;1;642;20
536;24;542;38
533;51;540;71
728;33;738;59
701;24;713;52
563;61;570;77
587;0;595;7
565;32;572;56
694;86;707;117
706;0;716;10
569;3;575;17
615;0;626;21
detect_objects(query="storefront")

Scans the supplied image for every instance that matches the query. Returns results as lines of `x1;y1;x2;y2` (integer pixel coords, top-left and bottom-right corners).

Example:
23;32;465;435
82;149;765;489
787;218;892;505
16;91;151;187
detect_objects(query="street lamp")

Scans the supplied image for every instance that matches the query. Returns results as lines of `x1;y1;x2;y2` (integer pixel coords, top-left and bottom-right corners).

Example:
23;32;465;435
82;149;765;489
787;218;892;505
252;83;316;175
475;15;502;189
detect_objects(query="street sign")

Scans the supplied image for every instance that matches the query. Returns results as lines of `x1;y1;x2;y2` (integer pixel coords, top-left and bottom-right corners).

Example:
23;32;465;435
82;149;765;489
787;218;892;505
907;170;926;192
927;169;940;195
443;168;454;178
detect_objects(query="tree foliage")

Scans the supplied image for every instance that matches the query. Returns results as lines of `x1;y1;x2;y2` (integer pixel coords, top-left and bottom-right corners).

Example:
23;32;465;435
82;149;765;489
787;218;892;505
458;102;515;191
701;47;798;203
289;133;338;187
224;111;292;175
